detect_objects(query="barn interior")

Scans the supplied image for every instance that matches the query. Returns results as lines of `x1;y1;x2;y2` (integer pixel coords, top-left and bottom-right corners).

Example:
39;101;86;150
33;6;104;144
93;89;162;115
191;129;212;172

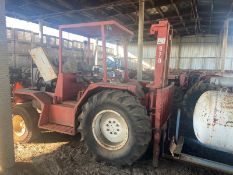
0;0;233;175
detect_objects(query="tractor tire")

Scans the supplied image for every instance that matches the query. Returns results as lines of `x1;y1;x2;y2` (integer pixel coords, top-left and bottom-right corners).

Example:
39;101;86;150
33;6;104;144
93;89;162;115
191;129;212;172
183;81;218;119
172;86;184;109
79;90;151;165
12;103;39;143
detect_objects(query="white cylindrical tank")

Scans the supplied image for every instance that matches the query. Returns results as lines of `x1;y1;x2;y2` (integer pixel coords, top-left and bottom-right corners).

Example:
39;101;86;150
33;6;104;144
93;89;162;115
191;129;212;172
193;91;233;153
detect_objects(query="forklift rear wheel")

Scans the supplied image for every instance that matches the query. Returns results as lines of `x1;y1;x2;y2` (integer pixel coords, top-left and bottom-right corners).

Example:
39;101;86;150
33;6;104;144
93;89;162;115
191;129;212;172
12;103;39;143
92;109;129;150
79;90;151;165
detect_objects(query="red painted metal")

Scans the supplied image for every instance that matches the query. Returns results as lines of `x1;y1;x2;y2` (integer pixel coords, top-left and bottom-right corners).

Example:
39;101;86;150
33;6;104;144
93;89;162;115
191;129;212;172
14;20;174;167
48;104;74;126
148;20;174;167
58;20;133;88
14;89;53;105
15;20;135;136
150;20;171;88
59;20;133;38
54;73;86;103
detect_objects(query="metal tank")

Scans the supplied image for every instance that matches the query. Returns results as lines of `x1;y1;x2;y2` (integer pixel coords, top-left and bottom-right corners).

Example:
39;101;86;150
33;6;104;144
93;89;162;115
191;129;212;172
193;91;233;153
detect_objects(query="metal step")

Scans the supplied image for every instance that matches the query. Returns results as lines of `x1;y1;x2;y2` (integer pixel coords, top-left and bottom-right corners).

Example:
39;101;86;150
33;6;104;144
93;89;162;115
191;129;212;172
40;123;75;135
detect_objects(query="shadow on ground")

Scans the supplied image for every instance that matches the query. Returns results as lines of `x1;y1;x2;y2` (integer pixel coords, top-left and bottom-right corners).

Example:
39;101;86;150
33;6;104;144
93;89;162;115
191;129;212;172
3;134;228;175
31;131;80;144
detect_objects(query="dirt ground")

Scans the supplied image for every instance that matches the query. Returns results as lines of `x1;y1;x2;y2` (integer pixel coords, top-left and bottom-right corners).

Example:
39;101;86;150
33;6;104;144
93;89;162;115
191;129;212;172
2;132;230;175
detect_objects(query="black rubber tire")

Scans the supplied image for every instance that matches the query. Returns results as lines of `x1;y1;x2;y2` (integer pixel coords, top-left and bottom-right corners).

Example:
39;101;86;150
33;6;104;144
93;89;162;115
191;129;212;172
78;90;151;165
172;86;184;109
183;81;218;119
12;103;39;143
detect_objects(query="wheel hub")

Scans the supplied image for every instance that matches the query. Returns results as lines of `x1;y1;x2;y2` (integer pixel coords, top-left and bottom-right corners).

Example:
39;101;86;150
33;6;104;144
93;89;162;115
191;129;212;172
102;118;123;142
12;115;26;137
92;110;129;150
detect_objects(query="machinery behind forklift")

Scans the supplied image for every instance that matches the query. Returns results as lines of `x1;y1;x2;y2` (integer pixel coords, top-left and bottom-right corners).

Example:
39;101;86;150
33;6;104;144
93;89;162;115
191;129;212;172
13;20;233;173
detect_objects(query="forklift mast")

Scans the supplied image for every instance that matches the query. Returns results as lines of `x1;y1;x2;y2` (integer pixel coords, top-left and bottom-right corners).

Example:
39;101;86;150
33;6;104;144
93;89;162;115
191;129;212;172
147;20;174;167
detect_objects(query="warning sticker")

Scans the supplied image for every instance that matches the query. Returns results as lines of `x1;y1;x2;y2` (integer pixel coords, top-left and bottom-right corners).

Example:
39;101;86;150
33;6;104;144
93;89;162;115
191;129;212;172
157;38;166;44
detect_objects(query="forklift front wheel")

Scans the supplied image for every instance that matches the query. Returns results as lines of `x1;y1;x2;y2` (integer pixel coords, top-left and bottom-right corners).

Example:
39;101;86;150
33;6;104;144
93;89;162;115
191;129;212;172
12;103;39;143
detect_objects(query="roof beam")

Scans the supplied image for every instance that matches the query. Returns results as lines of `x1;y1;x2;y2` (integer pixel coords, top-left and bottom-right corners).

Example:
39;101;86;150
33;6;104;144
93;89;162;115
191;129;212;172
30;0;134;20
191;0;201;33
55;0;74;10
126;13;195;28
226;1;233;18
148;0;165;18
29;0;169;22
127;0;151;21
34;1;77;22
190;0;197;33
209;0;214;33
171;0;189;34
17;1;36;8
113;6;136;22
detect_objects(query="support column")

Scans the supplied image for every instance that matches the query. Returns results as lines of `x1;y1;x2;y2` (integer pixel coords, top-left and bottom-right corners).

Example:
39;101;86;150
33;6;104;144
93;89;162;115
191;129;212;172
94;39;98;66
39;20;43;45
116;43;119;58
176;36;181;70
0;0;15;171
220;19;229;72
137;0;145;81
101;25;107;82
13;29;16;68
58;29;63;73
87;38;91;65
123;40;129;81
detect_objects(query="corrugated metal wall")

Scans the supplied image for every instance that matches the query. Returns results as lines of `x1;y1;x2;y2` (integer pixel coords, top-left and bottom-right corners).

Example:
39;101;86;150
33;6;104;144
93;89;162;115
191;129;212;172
128;42;157;70
172;35;221;70
128;35;233;71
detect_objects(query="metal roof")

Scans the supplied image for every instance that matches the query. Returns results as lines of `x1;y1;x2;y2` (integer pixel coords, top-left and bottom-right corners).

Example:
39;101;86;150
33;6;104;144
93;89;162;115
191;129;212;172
5;0;233;41
59;20;134;40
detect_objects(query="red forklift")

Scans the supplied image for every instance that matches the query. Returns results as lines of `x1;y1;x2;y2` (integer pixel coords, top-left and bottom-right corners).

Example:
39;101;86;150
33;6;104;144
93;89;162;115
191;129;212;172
13;20;173;166
12;20;233;174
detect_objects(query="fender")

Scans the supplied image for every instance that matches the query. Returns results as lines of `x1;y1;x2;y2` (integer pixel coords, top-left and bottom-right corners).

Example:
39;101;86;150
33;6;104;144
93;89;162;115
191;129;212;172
73;81;145;123
14;89;53;117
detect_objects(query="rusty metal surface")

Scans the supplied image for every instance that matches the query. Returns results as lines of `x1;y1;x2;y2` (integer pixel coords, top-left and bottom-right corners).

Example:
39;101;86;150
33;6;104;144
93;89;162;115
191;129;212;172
150;20;171;88
193;91;233;153
147;20;174;167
